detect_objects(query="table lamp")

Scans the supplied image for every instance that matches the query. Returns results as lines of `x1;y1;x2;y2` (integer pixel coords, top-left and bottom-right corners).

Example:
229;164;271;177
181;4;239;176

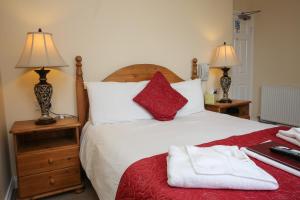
15;28;67;125
211;42;240;103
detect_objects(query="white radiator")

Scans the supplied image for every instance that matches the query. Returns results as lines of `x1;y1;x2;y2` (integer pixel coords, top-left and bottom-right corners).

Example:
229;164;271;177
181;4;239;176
261;86;300;126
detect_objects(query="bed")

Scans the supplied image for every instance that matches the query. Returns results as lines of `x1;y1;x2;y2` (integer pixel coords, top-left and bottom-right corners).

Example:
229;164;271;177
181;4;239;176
75;56;300;200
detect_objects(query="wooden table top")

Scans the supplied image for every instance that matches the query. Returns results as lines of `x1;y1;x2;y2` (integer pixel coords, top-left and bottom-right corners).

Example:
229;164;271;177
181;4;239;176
205;99;251;108
10;118;80;134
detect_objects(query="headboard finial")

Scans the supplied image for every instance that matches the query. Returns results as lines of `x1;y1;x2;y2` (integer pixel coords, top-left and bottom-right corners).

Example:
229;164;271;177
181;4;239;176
191;58;198;80
75;56;82;66
75;56;83;76
192;58;198;64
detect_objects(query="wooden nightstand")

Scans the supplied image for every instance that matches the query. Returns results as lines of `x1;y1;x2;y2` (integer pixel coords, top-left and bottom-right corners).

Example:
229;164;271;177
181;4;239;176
10;118;84;200
205;100;251;119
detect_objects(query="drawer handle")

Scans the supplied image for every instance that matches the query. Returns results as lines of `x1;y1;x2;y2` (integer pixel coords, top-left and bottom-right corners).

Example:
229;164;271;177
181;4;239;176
49;177;55;185
48;158;54;165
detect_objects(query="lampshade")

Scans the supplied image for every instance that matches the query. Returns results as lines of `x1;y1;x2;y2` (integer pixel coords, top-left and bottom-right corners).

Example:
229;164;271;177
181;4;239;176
211;42;240;67
16;29;67;68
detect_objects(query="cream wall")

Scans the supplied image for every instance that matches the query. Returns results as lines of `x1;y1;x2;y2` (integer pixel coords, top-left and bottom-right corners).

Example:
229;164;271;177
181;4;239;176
233;0;252;11
0;0;233;175
234;0;300;119
0;69;11;199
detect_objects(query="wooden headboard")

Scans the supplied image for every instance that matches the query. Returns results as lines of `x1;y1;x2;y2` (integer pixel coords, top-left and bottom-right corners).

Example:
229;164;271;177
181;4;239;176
75;56;199;130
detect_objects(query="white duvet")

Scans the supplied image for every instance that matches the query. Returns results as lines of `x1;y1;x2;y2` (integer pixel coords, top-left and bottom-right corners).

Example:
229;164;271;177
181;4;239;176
80;111;273;200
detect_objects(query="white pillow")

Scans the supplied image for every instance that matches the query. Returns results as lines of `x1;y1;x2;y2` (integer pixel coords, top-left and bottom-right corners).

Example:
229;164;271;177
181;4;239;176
171;79;204;117
86;81;152;124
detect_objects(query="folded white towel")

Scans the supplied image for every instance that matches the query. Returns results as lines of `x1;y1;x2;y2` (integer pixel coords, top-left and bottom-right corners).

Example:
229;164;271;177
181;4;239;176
276;133;300;147
241;147;300;177
167;145;278;190
278;128;300;142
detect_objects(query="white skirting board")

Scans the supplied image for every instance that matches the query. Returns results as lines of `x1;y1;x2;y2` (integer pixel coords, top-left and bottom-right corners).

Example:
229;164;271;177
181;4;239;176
4;176;16;200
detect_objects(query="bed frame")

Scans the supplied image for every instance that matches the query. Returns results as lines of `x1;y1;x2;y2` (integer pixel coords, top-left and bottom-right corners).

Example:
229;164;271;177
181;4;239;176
75;56;199;130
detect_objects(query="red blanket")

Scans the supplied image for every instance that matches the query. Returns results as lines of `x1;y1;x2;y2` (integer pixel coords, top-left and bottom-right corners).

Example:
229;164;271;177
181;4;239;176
116;126;300;200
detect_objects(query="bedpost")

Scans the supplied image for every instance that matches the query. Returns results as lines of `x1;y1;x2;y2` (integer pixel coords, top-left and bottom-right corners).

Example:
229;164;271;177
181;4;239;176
191;58;198;80
75;56;88;131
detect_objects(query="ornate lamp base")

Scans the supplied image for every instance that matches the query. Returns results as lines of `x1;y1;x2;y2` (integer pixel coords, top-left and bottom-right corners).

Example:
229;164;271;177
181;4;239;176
219;67;232;103
219;98;232;103
35;116;56;125
34;67;56;125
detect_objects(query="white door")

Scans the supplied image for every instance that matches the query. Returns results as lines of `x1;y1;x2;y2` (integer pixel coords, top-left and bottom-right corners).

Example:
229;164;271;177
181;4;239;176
230;15;253;101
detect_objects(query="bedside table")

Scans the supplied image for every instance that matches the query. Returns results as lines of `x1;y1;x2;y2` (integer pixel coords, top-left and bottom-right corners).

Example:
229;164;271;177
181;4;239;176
10;118;84;200
205;100;251;119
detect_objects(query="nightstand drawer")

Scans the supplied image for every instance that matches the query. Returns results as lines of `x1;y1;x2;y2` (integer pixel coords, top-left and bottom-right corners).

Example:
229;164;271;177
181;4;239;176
205;100;251;119
239;104;249;116
18;166;81;198
17;147;79;177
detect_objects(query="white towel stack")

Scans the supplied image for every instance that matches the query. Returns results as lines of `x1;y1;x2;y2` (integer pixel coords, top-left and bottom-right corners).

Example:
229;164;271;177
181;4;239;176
167;145;278;190
276;128;300;147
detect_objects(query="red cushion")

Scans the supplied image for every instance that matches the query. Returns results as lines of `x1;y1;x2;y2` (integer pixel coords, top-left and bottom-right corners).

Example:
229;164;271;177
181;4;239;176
133;71;188;121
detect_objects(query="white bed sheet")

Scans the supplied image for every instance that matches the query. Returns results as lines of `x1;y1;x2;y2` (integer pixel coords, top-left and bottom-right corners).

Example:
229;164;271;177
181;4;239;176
80;111;274;200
